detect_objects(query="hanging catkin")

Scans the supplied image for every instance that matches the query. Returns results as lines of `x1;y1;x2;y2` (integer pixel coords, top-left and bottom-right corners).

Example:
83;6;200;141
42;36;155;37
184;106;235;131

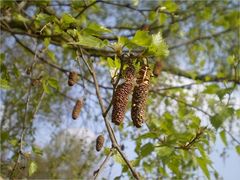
112;65;135;125
131;65;151;128
68;71;78;86
72;99;83;120
96;135;105;151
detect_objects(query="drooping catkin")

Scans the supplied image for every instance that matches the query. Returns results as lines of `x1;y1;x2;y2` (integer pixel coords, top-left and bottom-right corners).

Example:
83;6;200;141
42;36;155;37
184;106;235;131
68;71;78;86
96;135;104;151
112;65;135;125
131;65;151;128
153;60;162;77
72;99;83;120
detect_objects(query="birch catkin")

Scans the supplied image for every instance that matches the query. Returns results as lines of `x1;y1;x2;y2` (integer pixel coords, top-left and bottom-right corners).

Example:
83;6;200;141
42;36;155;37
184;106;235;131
68;71;78;86
112;65;135;125
131;65;151;128
72;99;83;120
96;135;105;151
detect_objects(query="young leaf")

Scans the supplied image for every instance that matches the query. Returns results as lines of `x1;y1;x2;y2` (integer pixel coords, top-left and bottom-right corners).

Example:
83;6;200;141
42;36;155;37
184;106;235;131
113;152;125;165
140;143;154;157
69;34;108;48
47;50;56;62
219;130;227;146
149;31;169;57
61;13;76;25
0;78;11;90
131;30;152;47
236;145;240;155
29;161;37;176
32;145;43;156
210;114;223;130
156;146;173;157
203;84;220;94
48;78;60;90
196;157;210;179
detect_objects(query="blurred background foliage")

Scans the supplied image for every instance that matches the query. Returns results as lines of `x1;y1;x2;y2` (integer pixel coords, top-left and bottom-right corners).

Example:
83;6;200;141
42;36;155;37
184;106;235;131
0;0;239;179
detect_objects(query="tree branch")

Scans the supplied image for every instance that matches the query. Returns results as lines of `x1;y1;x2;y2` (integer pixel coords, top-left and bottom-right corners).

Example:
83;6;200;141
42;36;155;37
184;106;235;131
78;48;139;179
93;148;114;179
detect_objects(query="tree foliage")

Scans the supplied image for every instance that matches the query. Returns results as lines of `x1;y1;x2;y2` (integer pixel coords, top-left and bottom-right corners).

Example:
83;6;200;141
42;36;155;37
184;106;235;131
0;0;239;179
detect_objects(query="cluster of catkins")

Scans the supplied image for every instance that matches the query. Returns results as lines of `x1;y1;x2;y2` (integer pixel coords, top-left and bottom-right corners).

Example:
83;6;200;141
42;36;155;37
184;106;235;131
112;63;153;128
67;71;84;120
68;71;105;152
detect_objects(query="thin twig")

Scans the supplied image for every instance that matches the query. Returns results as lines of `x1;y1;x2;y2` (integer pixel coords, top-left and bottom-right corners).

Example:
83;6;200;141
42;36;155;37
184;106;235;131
222;127;240;145
93;149;114;180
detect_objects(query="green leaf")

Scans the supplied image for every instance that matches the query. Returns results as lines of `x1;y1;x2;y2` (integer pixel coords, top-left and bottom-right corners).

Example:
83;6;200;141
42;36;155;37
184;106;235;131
137;132;159;140
86;23;112;34
61;13;76;25
104;147;110;155
113;152;125;165
107;57;115;68
149;31;169;57
13;64;20;78
32;145;43;156
156;146;173;157
48;78;59;90
236;109;240;118
159;13;168;25
69;34;108;48
9;139;18;146
29;161;37;176
118;36;129;46
196;157;210;179
219;130;227;146
235;145;240;155
163;1;178;12
44;38;51;47
210;114;223;130
203;84;220;94
42;79;51;94
0;53;5;64
131;30;152;47
0;78;11;90
47;50;56;62
14;13;29;23
140;143;154;157
1;131;9;142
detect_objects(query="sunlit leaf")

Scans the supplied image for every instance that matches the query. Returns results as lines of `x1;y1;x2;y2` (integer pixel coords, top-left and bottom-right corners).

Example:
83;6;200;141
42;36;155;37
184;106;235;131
29;161;37;176
131;30;152;47
140;143;154;157
220;130;227;146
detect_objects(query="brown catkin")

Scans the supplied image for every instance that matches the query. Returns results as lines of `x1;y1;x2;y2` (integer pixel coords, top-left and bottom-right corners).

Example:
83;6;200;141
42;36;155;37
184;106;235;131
96;135;104;151
72;99;83;120
131;65;151;128
153;60;162;77
112;65;135;125
68;71;78;86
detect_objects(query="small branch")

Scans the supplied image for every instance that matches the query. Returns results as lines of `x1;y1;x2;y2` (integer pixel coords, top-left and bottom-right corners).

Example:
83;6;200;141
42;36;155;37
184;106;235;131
169;29;232;50
75;0;98;18
152;91;211;117
78;48;139;179
115;145;139;179
93;149;114;180
222;127;240;145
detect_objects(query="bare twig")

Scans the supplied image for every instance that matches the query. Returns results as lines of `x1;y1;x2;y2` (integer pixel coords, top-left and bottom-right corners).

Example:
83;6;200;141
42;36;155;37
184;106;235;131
93;149;114;180
75;0;98;18
9;43;39;179
222;127;240;145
